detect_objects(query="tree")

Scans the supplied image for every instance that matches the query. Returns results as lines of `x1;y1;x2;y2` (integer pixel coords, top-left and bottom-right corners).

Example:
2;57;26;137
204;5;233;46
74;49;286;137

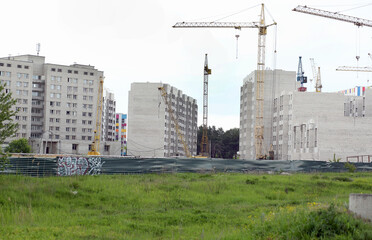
0;83;19;168
197;125;239;159
5;138;31;153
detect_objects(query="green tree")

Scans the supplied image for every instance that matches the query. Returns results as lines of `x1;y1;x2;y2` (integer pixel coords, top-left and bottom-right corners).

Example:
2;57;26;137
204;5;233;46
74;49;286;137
0;83;19;168
197;126;239;159
222;128;239;158
5;138;31;153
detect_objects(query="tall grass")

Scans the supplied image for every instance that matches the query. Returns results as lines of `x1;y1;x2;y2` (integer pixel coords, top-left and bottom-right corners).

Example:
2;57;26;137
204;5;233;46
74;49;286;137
0;172;372;239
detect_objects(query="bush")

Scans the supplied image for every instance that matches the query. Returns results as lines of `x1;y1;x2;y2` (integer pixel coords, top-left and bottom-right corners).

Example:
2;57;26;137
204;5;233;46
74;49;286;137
345;162;356;173
5;138;31;153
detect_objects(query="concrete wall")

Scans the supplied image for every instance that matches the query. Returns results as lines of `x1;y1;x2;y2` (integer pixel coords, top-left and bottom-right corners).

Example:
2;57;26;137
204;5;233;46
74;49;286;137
349;194;372;221
280;91;372;161
128;82;198;158
128;82;165;157
239;69;297;160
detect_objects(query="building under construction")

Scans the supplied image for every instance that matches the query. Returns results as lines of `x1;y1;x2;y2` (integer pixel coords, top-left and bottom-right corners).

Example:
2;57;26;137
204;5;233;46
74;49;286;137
127;82;198;157
239;69;299;160
240;68;372;161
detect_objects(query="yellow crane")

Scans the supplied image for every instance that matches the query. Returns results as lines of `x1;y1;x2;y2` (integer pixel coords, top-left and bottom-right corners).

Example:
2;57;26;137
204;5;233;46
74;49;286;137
173;4;276;159
88;76;104;155
158;87;192;158
310;58;322;92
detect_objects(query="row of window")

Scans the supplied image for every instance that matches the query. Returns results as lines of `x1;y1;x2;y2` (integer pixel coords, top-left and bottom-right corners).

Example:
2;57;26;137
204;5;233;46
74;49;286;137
50;76;94;85
50;68;95;76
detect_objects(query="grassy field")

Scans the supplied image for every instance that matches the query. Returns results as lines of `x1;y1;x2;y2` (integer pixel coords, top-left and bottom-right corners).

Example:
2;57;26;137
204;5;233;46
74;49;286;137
1;172;372;239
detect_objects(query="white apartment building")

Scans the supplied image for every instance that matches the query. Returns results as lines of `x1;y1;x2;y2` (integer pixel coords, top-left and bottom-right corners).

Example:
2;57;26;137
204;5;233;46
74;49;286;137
102;89;116;142
239;69;299;160
128;82;198;157
0;54;120;155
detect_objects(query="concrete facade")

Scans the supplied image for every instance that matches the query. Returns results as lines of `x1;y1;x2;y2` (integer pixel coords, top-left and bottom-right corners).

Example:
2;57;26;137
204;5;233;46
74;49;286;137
1;54;120;155
272;88;372;161
102;89;116;142
239;69;299;160
128;82;198;157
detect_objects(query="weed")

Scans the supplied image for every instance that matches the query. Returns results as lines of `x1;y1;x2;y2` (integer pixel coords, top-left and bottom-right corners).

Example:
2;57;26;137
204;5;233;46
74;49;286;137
333;176;353;182
284;187;295;194
245;178;259;185
345;162;357;173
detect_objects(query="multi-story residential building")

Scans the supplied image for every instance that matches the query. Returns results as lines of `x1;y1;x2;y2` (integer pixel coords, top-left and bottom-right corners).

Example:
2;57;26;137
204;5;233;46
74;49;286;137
239;69;299;160
272;88;372;161
128;82;198;157
0;54;120;155
102;89;116;142
115;113;127;156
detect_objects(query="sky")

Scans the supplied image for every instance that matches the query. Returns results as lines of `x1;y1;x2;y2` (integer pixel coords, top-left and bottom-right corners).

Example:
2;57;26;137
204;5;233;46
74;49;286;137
1;0;372;131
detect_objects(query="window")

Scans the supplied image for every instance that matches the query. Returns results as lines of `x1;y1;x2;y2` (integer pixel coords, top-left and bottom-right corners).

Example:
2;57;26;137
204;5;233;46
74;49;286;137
74;70;78;74
66;127;70;132
68;70;72;73
66;135;70;140
55;118;60;123
104;145;110;152
50;102;54;108
58;69;62;72
71;135;76;140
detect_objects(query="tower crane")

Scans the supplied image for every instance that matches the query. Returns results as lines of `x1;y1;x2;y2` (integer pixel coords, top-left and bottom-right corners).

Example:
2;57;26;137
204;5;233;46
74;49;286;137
292;5;372;27
158;87;191;158
297;56;307;92
201;54;211;157
310;58;322;92
336;54;372;72
173;4;277;159
88;76;104;155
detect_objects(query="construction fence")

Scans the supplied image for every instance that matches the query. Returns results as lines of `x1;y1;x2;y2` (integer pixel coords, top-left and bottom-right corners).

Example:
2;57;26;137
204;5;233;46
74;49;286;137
1;155;372;177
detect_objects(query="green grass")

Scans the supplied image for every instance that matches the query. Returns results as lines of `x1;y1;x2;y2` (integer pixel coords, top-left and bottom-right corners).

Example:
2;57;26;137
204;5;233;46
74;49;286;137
1;172;372;239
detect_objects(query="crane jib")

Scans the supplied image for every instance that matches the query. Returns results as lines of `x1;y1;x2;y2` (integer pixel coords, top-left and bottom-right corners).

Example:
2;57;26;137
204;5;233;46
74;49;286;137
173;22;276;28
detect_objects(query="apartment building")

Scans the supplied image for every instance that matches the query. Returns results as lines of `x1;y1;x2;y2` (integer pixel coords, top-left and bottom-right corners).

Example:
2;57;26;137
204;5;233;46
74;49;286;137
102;89;116;142
272;89;372;161
239;69;299;160
115;113;127;156
128;82;198;157
0;54;120;155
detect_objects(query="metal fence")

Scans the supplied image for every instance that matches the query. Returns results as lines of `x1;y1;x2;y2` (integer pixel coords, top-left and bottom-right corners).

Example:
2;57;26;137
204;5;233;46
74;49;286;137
2;155;372;177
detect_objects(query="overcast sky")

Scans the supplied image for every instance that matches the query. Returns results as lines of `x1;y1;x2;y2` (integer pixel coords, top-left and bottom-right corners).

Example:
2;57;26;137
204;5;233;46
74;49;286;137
2;0;372;130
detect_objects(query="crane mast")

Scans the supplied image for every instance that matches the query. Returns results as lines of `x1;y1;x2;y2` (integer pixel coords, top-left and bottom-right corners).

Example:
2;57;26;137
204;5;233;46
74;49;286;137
173;4;276;159
158;87;191;158
201;54;211;157
88;76;104;155
310;58;322;92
